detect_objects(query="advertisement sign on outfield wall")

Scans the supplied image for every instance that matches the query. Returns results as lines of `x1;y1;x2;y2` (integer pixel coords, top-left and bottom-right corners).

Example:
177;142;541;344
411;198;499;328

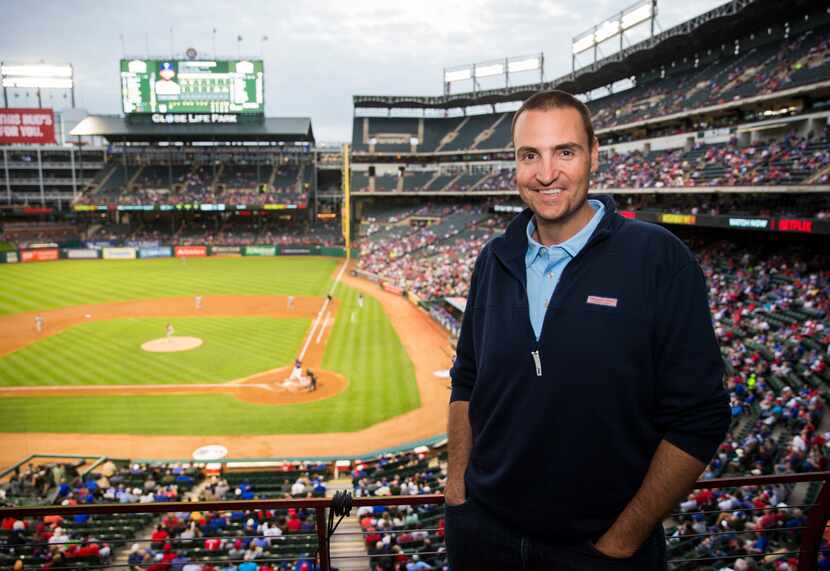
102;247;137;260
174;246;207;258
139;247;173;259
63;249;100;260
20;248;59;263
0;252;19;264
244;245;276;256
210;246;242;256
279;247;319;256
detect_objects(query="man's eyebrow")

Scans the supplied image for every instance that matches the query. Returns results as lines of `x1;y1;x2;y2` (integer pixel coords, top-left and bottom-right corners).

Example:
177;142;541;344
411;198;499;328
515;145;538;155
553;142;584;152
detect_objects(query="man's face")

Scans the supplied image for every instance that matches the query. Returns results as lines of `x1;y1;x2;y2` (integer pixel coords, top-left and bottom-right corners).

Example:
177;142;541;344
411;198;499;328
514;106;599;231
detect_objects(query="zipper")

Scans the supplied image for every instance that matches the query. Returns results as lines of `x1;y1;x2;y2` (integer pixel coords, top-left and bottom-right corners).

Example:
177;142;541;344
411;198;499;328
531;346;542;377
520;205;615;379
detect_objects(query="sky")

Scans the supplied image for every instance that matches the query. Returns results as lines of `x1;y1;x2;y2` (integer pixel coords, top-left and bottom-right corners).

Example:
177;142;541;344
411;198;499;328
1;0;725;143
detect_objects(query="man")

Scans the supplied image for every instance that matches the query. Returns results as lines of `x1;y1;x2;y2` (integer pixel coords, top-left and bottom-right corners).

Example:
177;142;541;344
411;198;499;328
446;90;729;570
165;322;174;339
285;358;304;384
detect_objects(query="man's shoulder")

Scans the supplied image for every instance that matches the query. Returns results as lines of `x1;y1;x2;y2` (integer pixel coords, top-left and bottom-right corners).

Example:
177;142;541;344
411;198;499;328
476;231;507;262
612;216;696;268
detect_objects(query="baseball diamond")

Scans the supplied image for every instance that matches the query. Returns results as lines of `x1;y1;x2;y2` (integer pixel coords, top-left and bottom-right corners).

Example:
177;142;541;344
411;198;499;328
0;256;452;468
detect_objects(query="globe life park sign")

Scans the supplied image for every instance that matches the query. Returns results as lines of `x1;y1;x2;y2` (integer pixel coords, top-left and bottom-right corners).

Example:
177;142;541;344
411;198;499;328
125;112;264;126
151;112;239;124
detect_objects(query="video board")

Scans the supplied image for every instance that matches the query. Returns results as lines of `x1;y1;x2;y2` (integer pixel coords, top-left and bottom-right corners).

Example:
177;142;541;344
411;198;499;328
120;59;264;114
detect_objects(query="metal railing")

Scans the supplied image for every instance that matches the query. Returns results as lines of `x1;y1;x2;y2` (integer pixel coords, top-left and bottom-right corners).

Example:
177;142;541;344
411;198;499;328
2;471;830;570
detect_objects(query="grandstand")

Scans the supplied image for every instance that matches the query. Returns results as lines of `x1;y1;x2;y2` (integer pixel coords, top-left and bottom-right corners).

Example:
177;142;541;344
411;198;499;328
3;0;830;570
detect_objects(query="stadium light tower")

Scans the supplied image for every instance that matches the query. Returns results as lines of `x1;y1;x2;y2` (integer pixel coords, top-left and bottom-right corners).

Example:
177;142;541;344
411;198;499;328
1;63;76;108
571;0;657;72
443;53;544;96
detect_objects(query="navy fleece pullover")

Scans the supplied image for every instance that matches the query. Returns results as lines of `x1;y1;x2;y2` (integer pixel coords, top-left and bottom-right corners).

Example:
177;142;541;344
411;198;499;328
450;195;730;543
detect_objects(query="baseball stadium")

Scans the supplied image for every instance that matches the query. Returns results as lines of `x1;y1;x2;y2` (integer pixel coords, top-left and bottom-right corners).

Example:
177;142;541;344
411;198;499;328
2;0;830;569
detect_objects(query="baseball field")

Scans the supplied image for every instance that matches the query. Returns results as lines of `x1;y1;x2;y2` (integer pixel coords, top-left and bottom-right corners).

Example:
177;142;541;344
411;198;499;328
0;256;453;467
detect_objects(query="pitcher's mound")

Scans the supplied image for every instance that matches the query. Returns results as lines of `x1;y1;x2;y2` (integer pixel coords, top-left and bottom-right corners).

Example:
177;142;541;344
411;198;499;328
142;337;203;353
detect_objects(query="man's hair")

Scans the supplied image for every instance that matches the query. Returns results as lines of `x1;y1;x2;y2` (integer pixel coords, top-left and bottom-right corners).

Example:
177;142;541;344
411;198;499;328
511;89;595;150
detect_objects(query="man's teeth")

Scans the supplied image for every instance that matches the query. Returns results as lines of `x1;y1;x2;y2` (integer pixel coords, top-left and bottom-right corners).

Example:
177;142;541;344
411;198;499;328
540;189;562;195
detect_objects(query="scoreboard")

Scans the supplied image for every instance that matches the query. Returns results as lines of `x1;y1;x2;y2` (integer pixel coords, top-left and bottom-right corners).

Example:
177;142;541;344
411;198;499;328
120;59;264;114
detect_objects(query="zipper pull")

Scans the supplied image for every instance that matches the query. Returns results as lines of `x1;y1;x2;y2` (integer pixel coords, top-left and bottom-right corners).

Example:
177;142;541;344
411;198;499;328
531;350;542;377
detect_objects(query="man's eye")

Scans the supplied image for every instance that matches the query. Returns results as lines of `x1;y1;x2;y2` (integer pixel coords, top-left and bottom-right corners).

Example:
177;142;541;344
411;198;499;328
560;149;574;159
521;152;537;160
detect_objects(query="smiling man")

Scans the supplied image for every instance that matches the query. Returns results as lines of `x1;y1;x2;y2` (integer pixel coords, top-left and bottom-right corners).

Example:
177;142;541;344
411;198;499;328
445;90;730;570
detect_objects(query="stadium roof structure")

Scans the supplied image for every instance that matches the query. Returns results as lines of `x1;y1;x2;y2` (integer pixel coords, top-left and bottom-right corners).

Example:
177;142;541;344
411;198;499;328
70;116;315;143
353;0;817;110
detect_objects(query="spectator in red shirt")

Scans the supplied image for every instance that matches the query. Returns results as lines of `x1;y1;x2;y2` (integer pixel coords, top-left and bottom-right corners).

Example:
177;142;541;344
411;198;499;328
150;525;169;549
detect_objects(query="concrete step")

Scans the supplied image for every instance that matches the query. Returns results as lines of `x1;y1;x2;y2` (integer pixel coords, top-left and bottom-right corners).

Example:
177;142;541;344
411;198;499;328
324;481;370;571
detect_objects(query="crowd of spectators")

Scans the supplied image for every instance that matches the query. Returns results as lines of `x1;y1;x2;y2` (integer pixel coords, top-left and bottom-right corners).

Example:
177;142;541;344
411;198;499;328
71;219;344;249
352;452;447;570
123;504;319;571
1;461;202;570
355;128;830;193
357;205;490;299
594;130;830;189
617;193;830;219
0;222;82;249
75;160;309;208
673;240;829;566
1;461;200;507
115;469;324;571
75;185;307;209
589;28;830;130
471;168;515;192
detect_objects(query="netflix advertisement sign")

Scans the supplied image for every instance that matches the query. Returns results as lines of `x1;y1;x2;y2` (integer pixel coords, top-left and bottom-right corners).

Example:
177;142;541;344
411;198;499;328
0;108;56;144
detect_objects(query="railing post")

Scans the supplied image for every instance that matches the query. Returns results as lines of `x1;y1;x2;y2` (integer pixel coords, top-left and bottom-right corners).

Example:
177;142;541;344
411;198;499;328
315;506;330;571
798;475;830;571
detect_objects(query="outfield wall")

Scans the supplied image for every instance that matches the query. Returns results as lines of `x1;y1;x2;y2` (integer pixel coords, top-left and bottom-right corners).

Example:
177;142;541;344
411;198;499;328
2;245;359;264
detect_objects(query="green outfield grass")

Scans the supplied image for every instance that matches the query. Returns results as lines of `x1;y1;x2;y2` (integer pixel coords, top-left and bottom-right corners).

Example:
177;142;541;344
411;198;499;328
0;258;421;435
0;317;308;387
0;256;337;315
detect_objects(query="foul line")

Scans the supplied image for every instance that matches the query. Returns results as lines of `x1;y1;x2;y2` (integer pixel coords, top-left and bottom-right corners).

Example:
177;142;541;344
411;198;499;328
315;313;329;344
297;261;348;362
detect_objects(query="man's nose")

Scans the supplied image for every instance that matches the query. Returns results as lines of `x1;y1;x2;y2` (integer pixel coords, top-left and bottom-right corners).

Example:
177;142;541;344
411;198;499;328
536;156;560;186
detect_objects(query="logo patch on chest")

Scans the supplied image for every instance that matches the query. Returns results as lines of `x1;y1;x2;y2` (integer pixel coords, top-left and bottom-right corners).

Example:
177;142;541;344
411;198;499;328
586;295;618;308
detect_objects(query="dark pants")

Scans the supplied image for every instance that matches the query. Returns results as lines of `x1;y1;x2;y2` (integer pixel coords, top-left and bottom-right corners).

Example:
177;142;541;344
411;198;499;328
445;498;667;571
